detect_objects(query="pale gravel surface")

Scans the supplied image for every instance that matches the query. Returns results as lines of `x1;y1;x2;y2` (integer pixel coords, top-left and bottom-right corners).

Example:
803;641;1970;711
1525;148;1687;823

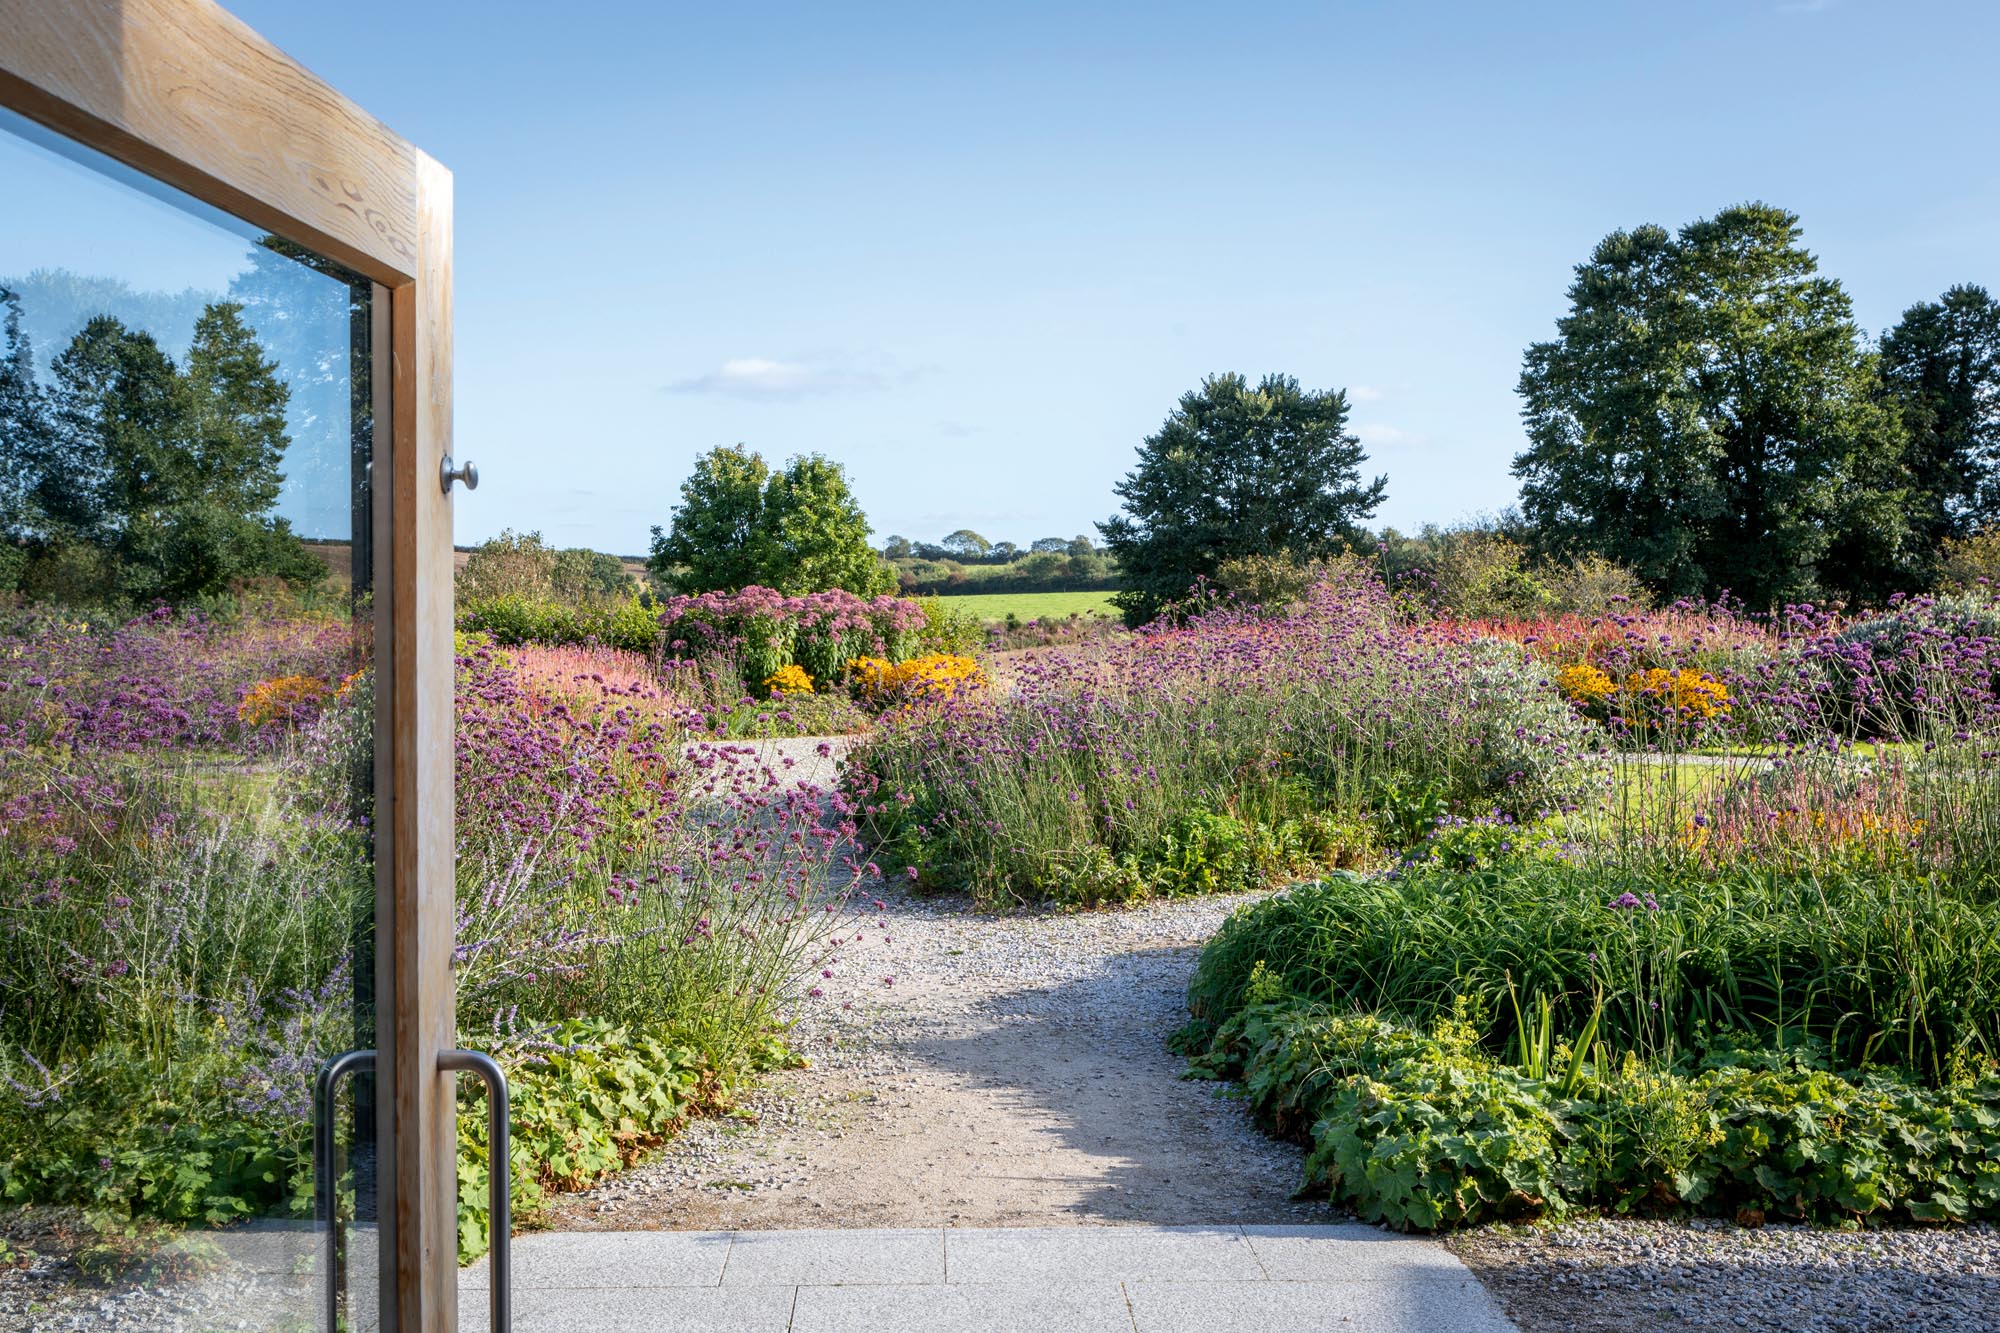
1450;1217;2000;1332
0;1210;326;1331
544;876;1326;1230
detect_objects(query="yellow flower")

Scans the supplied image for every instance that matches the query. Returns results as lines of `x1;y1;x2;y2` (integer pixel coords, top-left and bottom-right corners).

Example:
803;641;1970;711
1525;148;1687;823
763;664;815;696
847;653;985;705
847;656;896;700
1556;662;1615;705
238;674;331;727
1622;667;1728;718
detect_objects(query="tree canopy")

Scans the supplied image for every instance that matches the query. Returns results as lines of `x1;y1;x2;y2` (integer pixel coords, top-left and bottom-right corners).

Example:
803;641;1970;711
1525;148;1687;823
1878;283;2000;579
1513;203;1910;609
649;446;889;596
1;291;321;604
1097;372;1385;624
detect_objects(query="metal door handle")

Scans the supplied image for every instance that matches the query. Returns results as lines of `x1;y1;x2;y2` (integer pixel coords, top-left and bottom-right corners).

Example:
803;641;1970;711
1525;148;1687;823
441;455;479;494
314;1049;375;1333
316;1048;510;1332
442;1048;511;1333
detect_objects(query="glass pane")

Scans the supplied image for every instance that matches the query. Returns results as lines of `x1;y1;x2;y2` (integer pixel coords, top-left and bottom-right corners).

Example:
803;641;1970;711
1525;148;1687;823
0;109;381;1330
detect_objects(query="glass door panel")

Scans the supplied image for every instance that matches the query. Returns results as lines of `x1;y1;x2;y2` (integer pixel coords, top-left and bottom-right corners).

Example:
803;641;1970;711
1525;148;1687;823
0;106;383;1330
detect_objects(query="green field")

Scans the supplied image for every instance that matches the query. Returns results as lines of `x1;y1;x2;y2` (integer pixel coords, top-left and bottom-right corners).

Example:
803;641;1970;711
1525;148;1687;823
933;589;1121;622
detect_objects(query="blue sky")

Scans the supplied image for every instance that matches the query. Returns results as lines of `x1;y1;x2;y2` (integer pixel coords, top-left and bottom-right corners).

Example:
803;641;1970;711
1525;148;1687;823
201;1;2000;555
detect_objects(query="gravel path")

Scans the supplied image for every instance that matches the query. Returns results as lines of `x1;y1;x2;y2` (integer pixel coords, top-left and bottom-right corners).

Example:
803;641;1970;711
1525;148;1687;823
1449;1218;2000;1332
544;882;1326;1231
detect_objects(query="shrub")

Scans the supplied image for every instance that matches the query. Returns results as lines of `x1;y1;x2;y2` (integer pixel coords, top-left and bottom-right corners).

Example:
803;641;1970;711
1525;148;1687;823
455;1018;721;1261
655;586;925;694
847;571;1606;905
914;595;984;656
716;691;869;739
1185;860;2000;1084
456;593;662;654
848;652;986;709
1181;997;2000;1231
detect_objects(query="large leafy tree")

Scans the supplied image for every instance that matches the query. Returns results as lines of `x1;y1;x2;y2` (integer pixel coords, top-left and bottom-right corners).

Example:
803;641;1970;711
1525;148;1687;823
1098;372;1385;624
762;454;890;595
650;445;889;595
940;529;991;560
1877;284;2000;572
32;305;319;603
0;287;48;547
649;445;771;592
1514;203;1908;608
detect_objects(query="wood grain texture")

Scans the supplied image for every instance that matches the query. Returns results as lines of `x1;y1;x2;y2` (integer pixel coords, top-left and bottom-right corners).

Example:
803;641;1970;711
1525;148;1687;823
0;0;418;282
389;150;458;1332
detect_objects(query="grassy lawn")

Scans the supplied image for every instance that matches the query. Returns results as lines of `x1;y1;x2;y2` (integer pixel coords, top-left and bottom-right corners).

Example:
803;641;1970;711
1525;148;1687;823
932;589;1121;622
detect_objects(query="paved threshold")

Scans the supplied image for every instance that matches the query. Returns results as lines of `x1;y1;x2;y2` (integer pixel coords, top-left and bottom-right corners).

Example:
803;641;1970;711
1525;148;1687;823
459;1224;1518;1333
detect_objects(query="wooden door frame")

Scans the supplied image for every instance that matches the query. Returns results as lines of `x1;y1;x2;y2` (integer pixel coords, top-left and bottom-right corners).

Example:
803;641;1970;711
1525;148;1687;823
0;2;459;1327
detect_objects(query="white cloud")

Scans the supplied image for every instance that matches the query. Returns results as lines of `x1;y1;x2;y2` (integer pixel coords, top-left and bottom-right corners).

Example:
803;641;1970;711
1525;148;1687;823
1353;421;1425;450
1347;384;1385;403
665;356;901;400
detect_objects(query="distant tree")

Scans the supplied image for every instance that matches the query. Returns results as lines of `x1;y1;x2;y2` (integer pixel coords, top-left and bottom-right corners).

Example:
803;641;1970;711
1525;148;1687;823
649;444;771;592
45;315;172;544
1098;372;1385;625
1068;547;1109;581
881;533;914;560
552;547;634;604
138;304;321;602
651;446;888;595
1016;550;1069;583
1030;536;1069;554
0;287;48;546
989;540;1021;562
1066;534;1097;557
459;528;556;601
1878;284;2000;576
940;529;991;560
178;302;290;521
1514;203;1908;608
0;293;323;605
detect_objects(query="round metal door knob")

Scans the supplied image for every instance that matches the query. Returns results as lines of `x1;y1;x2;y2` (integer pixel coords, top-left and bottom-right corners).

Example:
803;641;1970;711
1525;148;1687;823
441;455;479;494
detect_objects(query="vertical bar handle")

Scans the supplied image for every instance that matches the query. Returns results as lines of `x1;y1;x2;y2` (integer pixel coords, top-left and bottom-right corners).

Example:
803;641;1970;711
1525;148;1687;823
313;1048;376;1333
441;1048;510;1333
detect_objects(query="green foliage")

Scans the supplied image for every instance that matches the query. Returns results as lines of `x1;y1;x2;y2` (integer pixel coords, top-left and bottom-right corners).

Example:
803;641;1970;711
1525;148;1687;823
913;595;984;656
0;1035;319;1227
940;529;990;559
1099;373;1386;625
1184;858;2000;1086
1514;202;1910;609
647;444;770;593
1878;284;2000;580
715;691;869;739
1211;550;1324;615
0;293;326;608
1370;521;1652;619
650;446;889;596
455;593;662;654
1182;998;2000;1231
455;1019;718;1262
460;531;638;608
1936;527;2000;592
